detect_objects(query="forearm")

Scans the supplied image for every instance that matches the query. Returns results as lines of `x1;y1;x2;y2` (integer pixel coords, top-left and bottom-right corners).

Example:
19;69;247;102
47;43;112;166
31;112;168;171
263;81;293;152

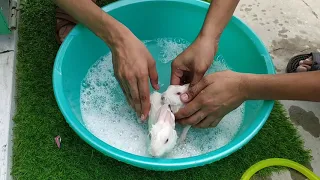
54;0;131;48
244;71;320;102
200;0;240;40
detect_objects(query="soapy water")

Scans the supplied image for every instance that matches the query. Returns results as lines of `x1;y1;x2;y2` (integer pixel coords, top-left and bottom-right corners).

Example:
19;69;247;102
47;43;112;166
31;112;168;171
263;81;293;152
80;37;244;158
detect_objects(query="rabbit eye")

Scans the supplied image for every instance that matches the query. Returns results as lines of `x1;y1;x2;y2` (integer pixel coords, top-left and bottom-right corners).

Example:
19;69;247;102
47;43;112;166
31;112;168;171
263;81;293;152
176;92;181;95
165;139;169;143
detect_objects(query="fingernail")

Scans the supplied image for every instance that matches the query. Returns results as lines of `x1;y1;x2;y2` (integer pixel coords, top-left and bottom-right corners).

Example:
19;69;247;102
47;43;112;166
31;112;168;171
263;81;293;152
141;114;145;120
181;93;189;102
156;84;160;90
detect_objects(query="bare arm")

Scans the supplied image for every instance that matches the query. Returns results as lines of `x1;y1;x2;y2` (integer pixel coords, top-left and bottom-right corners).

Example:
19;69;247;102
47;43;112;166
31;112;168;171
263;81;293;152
171;0;240;86
175;70;320;128
54;0;159;121
200;0;241;40
244;71;320;101
54;0;130;48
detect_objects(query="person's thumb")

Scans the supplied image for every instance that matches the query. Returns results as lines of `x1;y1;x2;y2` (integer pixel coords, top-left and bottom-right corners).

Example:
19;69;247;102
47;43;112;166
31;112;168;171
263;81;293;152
148;60;159;90
180;76;208;103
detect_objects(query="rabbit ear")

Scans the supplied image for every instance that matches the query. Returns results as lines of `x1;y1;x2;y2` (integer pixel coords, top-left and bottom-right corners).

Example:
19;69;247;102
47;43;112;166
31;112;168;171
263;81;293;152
157;104;169;120
157;104;175;125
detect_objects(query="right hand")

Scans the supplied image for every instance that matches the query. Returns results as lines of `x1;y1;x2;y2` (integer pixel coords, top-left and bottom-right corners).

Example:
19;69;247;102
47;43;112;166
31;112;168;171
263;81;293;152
170;35;218;87
175;70;247;128
111;31;159;121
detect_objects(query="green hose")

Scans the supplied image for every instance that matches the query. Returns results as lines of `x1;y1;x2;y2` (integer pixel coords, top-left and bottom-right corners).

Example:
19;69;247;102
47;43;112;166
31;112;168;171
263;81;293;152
241;158;320;180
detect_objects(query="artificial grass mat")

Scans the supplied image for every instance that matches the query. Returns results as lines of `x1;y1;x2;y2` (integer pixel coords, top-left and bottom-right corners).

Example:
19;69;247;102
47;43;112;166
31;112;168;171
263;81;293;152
12;0;311;179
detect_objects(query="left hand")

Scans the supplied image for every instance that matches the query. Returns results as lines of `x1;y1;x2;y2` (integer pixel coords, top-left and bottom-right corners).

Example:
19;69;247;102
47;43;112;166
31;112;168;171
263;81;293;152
175;70;248;128
170;35;218;87
111;30;159;121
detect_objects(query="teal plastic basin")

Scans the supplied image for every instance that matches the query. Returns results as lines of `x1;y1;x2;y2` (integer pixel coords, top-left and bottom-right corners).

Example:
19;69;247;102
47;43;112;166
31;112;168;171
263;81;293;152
53;0;275;171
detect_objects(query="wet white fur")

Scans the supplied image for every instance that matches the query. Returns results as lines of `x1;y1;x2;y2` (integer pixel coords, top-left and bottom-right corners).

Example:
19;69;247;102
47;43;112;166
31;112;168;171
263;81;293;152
161;84;191;143
147;84;191;157
148;93;178;157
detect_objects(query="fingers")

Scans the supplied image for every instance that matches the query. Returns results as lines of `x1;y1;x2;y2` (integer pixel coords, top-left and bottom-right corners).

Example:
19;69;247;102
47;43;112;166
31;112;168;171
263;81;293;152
177;109;208;126
177;108;223;128
115;73;134;108
127;79;141;117
138;76;151;121
170;60;184;85
148;60;159;90
175;99;201;120
190;71;205;88
180;77;210;103
120;82;134;108
194;115;222;128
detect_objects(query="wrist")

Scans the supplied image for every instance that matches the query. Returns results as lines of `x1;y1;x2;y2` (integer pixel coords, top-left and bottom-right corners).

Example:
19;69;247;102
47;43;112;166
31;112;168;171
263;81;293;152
241;73;269;100
95;14;133;50
239;73;254;101
199;27;222;40
198;29;221;48
99;25;131;50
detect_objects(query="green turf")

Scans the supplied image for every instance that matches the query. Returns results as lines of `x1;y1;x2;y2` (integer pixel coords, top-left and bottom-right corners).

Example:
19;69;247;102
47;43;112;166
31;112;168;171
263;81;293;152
12;0;311;179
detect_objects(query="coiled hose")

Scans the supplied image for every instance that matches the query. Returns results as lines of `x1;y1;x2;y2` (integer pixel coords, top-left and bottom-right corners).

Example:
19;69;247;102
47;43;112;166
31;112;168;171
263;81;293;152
241;158;320;180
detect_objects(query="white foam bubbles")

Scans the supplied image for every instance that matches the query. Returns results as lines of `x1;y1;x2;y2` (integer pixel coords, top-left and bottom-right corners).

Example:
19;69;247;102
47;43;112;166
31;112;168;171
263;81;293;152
143;38;190;64
80;37;245;158
166;103;244;158
206;54;231;73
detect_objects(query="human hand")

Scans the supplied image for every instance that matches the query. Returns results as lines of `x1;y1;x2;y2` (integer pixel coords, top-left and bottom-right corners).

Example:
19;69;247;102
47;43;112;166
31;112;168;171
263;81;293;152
112;32;159;121
170;35;218;87
174;70;248;128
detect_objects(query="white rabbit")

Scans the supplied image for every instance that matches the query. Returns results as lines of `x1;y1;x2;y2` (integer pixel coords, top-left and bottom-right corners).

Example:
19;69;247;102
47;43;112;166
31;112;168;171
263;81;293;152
161;84;190;113
161;84;191;143
147;91;163;130
147;92;178;157
146;84;191;157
